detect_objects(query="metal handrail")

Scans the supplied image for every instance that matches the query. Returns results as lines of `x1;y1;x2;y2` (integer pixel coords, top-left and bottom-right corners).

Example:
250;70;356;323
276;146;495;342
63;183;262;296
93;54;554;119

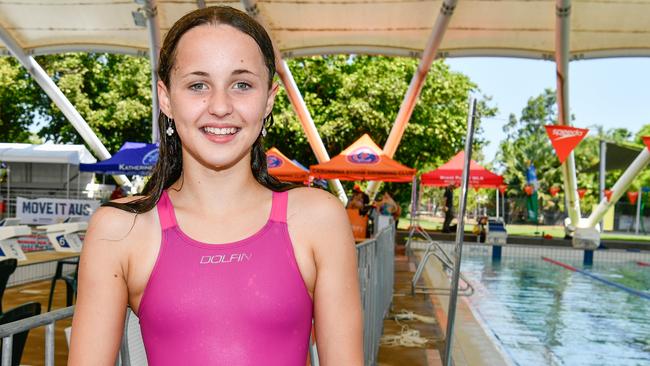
0;306;73;366
411;240;474;297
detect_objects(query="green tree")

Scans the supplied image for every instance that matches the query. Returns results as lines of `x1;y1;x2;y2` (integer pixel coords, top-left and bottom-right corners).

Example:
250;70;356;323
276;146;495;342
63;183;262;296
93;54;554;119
0;57;49;142
497;89;649;222
268;55;496;205
35;53;153;153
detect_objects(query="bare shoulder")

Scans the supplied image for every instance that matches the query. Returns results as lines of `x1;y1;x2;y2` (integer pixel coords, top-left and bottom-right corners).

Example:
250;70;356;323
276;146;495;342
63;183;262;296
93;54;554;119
85;195;157;244
287;187;347;224
286;187;353;255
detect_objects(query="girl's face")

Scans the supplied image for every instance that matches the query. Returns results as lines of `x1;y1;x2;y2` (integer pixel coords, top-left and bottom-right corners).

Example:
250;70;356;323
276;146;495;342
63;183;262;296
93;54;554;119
158;23;278;170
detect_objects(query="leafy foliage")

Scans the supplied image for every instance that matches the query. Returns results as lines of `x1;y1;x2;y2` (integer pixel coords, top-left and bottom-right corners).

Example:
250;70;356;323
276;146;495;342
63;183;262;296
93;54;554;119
0;58;49;142
497;88;650;222
34;53;153;153
267;56;496;205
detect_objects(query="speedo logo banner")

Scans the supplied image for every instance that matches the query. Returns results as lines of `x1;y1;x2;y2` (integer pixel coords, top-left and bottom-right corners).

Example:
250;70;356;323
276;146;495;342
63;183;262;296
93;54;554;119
544;125;589;164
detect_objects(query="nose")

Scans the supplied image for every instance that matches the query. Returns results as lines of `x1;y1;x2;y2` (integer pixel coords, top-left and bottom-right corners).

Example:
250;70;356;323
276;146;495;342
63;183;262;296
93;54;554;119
207;88;233;117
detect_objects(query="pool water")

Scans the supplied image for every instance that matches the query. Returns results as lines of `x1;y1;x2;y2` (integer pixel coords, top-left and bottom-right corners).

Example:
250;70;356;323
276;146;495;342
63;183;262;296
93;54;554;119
460;253;650;366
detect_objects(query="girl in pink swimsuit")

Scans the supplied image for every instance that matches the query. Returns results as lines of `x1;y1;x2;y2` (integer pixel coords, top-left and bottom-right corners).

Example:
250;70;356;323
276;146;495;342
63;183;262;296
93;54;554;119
69;6;363;365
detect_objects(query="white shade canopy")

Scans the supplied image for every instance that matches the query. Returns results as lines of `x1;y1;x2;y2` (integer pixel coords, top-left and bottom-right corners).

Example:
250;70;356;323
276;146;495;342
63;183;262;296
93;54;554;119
0;143;97;165
1;0;649;60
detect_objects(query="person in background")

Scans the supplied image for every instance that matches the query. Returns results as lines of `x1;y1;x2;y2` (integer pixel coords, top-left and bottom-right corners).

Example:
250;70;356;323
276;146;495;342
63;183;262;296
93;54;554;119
442;183;456;233
374;192;398;232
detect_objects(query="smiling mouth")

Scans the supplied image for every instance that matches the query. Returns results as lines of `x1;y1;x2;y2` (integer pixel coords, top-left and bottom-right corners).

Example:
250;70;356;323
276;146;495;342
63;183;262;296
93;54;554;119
202;126;241;136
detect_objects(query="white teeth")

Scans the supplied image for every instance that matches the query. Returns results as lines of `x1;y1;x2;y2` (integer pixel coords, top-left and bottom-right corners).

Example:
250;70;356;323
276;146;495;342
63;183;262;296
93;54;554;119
204;126;238;135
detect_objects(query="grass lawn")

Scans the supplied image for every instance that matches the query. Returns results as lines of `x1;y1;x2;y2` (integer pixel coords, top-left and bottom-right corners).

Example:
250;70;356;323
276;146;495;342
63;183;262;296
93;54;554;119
399;215;650;243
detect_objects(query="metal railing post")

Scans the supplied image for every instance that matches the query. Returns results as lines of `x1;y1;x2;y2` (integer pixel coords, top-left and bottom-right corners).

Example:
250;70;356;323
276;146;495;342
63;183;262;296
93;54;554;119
1;336;12;366
45;322;55;366
444;99;477;366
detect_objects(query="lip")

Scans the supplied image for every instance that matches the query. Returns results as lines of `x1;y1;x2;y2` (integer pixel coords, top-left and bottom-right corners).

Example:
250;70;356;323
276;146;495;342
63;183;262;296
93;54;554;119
199;123;241;129
200;125;241;144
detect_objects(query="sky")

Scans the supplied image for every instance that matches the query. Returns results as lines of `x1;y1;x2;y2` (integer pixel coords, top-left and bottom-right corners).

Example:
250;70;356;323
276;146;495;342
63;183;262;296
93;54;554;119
445;57;650;164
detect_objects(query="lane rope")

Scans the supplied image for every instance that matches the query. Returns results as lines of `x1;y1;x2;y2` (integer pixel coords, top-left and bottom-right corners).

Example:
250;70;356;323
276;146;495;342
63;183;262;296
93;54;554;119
541;256;650;301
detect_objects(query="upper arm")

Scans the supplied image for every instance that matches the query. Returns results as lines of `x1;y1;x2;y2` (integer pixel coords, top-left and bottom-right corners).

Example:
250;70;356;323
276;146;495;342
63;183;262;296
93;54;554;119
68;207;132;365
290;188;363;365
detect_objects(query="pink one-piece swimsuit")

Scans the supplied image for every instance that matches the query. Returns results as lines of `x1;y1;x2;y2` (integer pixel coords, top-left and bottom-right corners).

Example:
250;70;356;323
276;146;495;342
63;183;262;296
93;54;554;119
137;190;313;365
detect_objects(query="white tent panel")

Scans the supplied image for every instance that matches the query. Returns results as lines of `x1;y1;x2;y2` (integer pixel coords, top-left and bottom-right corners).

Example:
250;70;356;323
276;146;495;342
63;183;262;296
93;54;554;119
1;0;650;60
0;143;97;165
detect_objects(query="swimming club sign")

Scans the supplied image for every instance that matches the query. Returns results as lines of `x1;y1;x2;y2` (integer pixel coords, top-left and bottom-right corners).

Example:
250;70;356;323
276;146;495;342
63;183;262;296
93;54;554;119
267;154;283;168
346;147;380;165
16;197;100;225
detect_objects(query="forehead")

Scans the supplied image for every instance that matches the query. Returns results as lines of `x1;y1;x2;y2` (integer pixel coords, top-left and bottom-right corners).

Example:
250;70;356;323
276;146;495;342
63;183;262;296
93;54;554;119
172;23;267;75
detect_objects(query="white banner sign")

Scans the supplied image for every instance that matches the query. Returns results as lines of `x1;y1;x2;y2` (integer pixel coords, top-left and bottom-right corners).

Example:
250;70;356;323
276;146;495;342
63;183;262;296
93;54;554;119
16;197;100;225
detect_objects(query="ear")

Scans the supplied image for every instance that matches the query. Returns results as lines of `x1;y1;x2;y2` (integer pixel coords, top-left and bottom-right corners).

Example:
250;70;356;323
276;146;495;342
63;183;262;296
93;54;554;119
157;80;173;118
263;82;280;118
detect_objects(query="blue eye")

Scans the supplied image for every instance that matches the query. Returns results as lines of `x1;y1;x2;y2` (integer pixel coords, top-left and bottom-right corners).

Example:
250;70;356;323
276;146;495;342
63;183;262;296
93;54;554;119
190;83;207;91
234;82;251;90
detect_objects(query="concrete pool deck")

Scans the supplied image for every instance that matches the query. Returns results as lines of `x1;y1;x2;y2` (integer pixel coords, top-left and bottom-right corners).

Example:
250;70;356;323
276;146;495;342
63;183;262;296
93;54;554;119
414;248;512;366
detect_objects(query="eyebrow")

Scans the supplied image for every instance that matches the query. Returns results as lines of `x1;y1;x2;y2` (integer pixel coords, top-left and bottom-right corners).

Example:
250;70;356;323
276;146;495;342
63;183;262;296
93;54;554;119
180;69;258;79
232;69;258;77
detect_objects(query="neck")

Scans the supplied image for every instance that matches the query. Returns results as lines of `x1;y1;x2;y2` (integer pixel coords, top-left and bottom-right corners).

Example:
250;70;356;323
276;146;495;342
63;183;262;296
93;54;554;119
168;151;268;214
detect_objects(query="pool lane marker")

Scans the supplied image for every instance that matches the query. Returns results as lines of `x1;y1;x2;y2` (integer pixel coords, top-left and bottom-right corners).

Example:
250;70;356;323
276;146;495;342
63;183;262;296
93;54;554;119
541;257;650;301
637;261;650;267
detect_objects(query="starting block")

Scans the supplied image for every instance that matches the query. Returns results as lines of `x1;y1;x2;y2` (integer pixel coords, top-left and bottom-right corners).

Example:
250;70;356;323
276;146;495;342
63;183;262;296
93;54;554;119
486;219;508;246
0;219;30;261
37;221;88;252
564;218;600;250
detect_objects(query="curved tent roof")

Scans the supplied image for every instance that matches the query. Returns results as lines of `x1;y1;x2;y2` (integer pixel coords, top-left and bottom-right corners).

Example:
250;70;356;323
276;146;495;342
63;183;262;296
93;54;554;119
1;1;650;60
421;151;503;188
266;147;309;182
310;134;415;182
79;141;158;175
0;142;96;165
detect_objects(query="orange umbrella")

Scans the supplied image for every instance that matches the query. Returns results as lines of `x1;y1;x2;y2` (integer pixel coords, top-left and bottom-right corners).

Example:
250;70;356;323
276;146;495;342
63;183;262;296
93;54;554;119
310;134;415;182
266;147;309;182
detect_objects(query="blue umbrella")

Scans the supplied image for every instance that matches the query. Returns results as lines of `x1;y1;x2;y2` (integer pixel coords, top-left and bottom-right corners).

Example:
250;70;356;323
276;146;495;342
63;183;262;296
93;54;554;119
80;142;158;176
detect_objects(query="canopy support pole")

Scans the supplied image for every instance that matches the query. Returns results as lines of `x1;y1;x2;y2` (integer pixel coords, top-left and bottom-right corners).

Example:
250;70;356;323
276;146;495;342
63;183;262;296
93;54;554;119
241;0;347;204
599;139;606;229
0;25;130;187
585;148;650;228
635;188;641;235
496;189;500;220
367;0;458;199
143;0;162;143
555;0;581;227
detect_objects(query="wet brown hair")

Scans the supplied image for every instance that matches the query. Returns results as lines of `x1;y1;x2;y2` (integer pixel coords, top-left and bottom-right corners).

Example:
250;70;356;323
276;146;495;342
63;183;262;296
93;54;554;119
104;6;292;214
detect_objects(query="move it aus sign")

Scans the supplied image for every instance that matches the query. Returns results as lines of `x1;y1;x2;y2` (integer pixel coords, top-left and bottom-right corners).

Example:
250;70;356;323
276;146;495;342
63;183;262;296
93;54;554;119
16;197;100;225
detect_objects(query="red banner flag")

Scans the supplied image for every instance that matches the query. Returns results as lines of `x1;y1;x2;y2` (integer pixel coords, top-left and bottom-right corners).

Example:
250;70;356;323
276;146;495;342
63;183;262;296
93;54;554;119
544;125;589;164
627;191;639;205
549;186;561;197
524;185;534;196
577;188;587;199
604;189;613;201
643;136;650;151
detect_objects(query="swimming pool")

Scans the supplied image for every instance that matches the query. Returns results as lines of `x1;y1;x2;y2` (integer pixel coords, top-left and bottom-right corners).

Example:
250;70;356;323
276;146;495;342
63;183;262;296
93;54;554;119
455;245;650;366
